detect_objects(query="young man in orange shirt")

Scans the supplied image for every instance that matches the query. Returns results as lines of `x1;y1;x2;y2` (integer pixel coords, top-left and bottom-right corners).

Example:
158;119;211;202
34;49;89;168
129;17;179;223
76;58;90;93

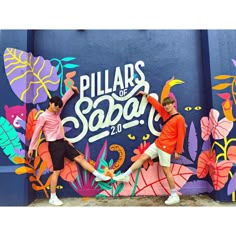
113;91;186;205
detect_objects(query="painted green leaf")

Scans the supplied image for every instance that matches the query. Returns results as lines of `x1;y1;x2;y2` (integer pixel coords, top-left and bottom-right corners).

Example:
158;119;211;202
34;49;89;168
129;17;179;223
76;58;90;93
0;116;24;163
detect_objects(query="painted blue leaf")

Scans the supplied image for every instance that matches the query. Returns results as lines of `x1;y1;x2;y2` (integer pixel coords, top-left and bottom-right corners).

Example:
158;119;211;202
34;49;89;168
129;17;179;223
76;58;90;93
180;180;213;195
61;57;76;62
188;121;198;161
171;155;194;165
227;172;236;195
188;167;197;174
63;64;79;69
0;116;24;163
17;119;26;129
3;48;60;104
64;126;72;133
201;139;211;151
232;59;236;67
17;131;26;144
14;147;25;156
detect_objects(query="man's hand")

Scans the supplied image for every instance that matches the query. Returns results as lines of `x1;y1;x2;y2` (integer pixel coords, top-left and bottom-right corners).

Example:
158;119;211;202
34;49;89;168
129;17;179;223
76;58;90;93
27;150;33;161
174;152;181;160
136;91;148;96
71;85;79;94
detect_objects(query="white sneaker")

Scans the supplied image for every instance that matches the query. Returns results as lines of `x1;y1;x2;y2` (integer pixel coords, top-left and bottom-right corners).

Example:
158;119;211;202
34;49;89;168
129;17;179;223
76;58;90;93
164;195;180;205
112;174;130;183
95;175;111;182
49;197;63;206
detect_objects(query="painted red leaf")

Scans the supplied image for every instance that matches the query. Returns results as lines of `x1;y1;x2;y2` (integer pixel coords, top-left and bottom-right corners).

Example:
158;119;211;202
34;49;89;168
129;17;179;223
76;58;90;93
227;146;236;163
25;109;38;140
197;149;216;178
38;142;78;182
209;161;233;190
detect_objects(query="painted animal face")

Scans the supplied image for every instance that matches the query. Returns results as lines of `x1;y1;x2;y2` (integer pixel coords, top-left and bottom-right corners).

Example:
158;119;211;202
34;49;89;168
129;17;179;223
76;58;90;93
4;104;26;128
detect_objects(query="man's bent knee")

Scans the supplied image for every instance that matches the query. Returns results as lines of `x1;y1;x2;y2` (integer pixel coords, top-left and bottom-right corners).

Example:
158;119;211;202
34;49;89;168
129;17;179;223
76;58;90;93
140;154;151;162
74;154;85;163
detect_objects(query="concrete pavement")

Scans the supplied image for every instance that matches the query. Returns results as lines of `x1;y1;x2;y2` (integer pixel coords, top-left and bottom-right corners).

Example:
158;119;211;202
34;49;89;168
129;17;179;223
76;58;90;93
28;194;236;207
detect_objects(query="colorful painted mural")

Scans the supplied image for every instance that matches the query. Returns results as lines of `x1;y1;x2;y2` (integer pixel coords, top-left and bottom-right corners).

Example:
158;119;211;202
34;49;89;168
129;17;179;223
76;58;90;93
1;30;236;205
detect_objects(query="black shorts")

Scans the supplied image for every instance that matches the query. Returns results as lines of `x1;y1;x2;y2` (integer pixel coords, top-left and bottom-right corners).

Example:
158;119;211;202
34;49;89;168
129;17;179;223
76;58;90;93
48;139;80;171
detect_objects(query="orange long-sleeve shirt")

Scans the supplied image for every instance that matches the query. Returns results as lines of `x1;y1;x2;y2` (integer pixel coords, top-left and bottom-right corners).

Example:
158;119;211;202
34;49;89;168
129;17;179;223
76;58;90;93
147;94;186;154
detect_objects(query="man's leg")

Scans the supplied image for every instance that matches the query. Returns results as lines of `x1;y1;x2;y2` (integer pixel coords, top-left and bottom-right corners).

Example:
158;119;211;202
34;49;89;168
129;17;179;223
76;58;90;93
162;166;180;205
113;153;151;182
74;154;111;181
49;170;63;206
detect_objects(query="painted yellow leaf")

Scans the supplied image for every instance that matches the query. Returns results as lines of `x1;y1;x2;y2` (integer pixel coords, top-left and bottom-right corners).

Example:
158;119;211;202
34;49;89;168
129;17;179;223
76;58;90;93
15;166;34;175
13;156;26;164
214;75;234;80
212;83;231;90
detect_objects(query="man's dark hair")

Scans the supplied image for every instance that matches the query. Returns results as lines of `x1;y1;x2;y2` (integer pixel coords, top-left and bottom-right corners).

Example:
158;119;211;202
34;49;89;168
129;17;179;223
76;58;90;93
162;96;175;106
48;96;63;108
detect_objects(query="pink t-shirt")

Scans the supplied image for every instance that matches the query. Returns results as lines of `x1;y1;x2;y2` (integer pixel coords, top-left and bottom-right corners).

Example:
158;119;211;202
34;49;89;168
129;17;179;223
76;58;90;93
29;89;74;150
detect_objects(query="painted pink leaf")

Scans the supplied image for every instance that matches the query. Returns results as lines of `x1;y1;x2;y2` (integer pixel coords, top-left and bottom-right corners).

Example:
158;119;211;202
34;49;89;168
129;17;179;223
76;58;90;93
3;48;60;104
200;117;211;141
197;149;232;191
38;141;78;182
227;146;236;163
100;162;193;196
201;109;233;141
209;109;233;140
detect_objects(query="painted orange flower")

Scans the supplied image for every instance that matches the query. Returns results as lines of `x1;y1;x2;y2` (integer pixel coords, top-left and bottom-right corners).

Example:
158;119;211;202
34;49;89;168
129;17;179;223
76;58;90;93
103;166;115;178
131;141;153;169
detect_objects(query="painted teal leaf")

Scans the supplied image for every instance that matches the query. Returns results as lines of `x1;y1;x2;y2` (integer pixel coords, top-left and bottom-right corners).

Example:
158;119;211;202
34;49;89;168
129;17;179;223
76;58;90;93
63;64;79;69
61;57;76;62
96;194;107;198
3;48;60;104
55;64;60;72
114;183;124;196
97;182;112;191
0;116;24;163
109;159;114;168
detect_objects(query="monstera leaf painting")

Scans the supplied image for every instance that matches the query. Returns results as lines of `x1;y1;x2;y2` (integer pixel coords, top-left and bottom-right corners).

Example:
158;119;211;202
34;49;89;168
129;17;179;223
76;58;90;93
3;48;60;104
0;116;24;163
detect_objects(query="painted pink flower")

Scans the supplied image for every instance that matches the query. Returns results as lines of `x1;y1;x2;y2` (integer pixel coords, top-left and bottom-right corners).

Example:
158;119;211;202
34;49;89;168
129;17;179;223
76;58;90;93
200;108;233;140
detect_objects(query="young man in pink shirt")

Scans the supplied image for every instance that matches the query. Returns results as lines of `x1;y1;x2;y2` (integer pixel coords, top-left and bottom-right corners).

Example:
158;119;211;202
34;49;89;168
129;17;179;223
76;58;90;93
113;91;186;205
28;85;110;206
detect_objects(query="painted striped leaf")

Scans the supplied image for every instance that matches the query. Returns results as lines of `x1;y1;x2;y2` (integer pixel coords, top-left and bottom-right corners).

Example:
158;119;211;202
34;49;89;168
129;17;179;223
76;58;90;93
3;48;60;104
0;116;24;163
